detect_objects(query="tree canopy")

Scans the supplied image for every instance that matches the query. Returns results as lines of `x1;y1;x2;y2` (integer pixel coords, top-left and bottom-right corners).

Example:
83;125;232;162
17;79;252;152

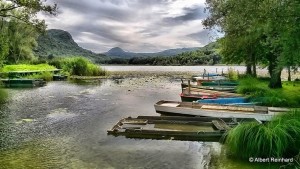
0;0;57;65
204;0;300;88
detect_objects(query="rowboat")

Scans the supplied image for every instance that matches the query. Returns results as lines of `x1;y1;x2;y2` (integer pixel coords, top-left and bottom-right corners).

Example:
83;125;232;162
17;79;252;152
181;83;236;92
154;100;289;121
107;116;260;142
196;97;257;106
0;79;46;88
180;88;242;102
201;81;238;86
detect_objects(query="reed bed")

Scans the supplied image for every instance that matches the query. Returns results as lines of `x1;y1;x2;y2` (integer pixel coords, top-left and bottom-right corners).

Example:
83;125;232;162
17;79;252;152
225;109;300;160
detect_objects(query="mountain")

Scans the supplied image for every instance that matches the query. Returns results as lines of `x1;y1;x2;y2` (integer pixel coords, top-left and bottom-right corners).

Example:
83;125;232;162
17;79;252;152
104;47;200;58
34;29;108;62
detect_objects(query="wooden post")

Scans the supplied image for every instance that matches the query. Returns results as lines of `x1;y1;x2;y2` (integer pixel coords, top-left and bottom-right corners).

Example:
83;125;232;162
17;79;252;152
216;68;218;73
188;80;191;94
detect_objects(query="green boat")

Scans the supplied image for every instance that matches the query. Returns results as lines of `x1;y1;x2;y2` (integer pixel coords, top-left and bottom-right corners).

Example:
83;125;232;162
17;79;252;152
201;81;238;86
0;79;46;88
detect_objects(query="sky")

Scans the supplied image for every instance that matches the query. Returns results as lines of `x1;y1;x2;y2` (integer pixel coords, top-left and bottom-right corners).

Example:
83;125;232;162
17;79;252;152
40;0;216;53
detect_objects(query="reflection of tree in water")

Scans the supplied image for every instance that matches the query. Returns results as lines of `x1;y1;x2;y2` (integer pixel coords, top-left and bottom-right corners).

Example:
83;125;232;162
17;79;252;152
0;105;17;150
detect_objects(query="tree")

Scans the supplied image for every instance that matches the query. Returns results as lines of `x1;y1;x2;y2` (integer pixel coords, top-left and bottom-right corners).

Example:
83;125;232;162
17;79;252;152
0;0;57;64
203;0;300;88
0;0;57;32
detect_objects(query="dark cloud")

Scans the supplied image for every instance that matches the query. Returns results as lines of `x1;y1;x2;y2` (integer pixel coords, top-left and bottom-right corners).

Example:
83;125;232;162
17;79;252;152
163;5;207;25
187;30;216;45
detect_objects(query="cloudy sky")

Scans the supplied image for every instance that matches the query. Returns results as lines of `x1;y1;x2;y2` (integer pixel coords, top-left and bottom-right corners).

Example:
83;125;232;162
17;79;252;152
40;0;216;53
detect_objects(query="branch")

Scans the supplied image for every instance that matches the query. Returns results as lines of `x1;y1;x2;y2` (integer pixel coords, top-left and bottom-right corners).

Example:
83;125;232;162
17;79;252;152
0;5;20;12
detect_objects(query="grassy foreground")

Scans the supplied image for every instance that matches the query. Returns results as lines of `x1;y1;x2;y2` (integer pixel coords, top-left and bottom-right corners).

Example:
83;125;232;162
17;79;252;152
225;110;300;167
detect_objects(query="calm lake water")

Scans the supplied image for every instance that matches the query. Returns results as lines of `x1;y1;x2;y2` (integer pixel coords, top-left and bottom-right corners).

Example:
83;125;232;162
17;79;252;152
101;65;248;73
0;66;280;169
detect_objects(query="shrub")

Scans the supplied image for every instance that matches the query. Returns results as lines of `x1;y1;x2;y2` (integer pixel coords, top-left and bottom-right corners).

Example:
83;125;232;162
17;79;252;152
225;110;300;160
227;68;238;81
26;72;53;81
49;57;107;76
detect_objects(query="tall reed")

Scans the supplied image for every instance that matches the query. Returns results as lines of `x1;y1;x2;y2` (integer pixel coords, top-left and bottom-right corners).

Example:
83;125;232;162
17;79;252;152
225;110;300;160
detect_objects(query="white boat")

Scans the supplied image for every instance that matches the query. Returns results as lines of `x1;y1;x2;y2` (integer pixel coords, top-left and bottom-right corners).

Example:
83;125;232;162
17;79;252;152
154;100;289;121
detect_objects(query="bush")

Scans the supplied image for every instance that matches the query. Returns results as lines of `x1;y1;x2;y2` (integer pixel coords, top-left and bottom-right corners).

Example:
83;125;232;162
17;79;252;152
227;68;238;81
26;72;53;81
225;110;300;160
49;57;107;76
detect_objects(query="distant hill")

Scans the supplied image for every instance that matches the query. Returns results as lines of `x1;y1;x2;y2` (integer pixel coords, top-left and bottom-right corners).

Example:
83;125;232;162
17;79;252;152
105;47;200;58
34;29;108;62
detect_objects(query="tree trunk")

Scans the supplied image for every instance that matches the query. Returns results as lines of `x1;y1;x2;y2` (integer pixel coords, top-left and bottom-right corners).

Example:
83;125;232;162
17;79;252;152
252;54;257;77
268;59;282;88
287;66;291;81
246;62;252;75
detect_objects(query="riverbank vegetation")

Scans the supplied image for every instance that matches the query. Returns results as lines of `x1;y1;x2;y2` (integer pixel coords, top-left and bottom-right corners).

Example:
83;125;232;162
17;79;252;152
225;110;300;164
237;77;300;107
204;0;300;88
49;57;107;76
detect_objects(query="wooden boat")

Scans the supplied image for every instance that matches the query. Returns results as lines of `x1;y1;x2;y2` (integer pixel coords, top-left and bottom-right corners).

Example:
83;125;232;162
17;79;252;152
181;83;236;92
196;97;256;105
201;81;238;86
0;79;46;88
154;100;290;121
180;88;242;102
107;116;260;142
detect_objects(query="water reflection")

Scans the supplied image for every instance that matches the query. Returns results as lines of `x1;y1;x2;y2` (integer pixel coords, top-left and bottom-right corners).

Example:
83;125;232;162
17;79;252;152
0;78;213;168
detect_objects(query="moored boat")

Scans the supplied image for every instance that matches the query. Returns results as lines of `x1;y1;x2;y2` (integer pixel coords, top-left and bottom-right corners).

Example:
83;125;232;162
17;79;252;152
154;100;289;121
107;116;260;142
196;97;257;106
0;79;46;88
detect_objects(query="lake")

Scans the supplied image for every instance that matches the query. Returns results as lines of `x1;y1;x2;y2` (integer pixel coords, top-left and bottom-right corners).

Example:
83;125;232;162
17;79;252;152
0;66;277;169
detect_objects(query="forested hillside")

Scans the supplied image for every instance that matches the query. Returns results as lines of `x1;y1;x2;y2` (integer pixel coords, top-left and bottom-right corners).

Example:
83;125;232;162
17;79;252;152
34;29;108;62
105;42;221;65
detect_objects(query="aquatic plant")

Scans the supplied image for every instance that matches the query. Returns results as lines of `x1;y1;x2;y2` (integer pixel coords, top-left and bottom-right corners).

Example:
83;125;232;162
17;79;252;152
225;110;300;160
49;57;107;76
25;71;53;81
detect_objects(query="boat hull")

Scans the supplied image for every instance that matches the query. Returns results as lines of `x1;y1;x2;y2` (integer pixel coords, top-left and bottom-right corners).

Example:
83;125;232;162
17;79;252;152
154;100;285;121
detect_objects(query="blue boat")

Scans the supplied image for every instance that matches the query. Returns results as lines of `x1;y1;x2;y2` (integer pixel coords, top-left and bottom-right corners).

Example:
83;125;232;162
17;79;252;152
196;97;257;106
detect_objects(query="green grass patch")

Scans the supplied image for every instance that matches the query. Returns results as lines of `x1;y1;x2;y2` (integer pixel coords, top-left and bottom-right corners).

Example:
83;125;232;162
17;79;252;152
237;77;300;107
25;72;53;81
2;64;57;72
225;110;300;161
49;57;107;76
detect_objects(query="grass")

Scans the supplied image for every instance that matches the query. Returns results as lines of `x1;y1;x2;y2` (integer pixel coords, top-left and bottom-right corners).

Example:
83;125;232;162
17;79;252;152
25;72;53;81
49;57;107;76
1;64;57;72
237;76;300;107
225;110;300;161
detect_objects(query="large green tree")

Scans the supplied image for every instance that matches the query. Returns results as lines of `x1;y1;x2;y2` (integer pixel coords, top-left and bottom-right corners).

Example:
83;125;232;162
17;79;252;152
204;0;300;88
0;0;57;65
